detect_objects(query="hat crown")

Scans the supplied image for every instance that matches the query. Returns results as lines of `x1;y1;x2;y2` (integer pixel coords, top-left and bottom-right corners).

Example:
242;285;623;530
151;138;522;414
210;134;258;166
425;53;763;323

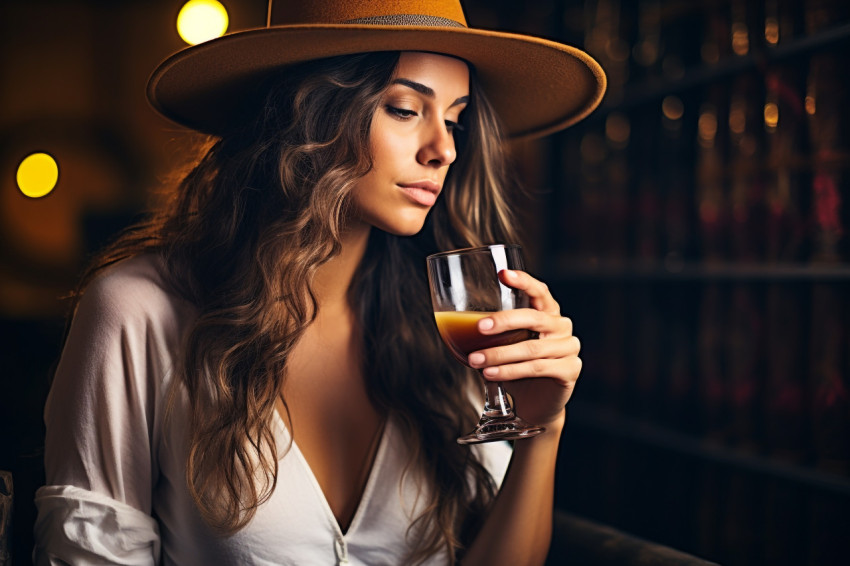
267;0;468;27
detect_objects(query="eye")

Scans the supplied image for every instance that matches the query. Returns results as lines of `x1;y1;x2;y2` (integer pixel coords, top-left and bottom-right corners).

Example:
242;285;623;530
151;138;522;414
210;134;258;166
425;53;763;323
385;105;418;120
445;119;466;133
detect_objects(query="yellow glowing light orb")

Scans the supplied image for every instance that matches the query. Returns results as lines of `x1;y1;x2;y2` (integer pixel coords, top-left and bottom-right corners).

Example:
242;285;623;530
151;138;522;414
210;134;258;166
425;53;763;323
177;0;229;45
16;152;59;198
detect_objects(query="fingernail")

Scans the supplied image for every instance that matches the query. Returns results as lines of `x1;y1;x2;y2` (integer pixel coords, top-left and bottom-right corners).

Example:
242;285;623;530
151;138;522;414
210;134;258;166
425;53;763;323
505;270;518;279
469;353;485;365
479;318;494;331
482;367;499;377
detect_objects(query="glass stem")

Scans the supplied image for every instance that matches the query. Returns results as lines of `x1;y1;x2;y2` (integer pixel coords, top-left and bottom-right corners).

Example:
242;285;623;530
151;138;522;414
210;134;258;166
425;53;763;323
482;377;514;419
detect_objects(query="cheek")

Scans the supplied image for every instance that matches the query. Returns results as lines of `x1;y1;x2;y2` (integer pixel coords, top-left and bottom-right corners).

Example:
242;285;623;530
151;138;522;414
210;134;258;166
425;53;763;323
370;117;414;170
350;172;377;209
349;170;392;225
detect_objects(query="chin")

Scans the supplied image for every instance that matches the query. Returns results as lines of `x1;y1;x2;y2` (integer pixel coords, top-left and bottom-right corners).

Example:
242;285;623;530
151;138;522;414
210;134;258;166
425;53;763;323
376;217;429;237
365;210;431;237
381;223;427;237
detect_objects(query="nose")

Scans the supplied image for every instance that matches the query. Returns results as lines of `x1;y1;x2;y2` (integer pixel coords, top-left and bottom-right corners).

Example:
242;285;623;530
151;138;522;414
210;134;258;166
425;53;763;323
417;120;457;168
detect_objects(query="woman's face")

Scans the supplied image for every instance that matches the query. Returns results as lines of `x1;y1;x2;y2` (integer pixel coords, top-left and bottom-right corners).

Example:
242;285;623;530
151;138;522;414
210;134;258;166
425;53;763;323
349;51;470;236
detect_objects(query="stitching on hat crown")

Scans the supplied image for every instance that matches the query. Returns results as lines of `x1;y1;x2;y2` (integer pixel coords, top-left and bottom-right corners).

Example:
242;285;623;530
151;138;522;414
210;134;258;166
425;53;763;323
268;0;468;27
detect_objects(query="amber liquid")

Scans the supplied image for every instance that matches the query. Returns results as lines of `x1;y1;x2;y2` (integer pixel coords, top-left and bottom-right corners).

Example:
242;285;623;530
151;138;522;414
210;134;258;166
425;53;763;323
434;311;533;367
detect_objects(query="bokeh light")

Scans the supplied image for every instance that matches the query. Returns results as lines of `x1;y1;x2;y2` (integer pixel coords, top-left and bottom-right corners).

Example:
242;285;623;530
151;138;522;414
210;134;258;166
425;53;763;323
661;96;684;121
729;98;747;135
16;152;59;198
177;0;229;46
765;17;780;45
732;22;749;56
605;112;630;148
806;94;817;116
698;105;718;147
764;101;779;131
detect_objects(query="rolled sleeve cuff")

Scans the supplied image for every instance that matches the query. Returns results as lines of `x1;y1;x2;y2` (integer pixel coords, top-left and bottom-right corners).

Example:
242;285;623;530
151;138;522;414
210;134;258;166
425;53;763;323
34;485;161;566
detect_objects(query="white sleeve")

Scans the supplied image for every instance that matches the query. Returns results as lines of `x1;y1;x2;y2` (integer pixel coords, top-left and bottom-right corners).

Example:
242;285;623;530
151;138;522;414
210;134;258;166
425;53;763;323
33;485;160;566
33;262;175;564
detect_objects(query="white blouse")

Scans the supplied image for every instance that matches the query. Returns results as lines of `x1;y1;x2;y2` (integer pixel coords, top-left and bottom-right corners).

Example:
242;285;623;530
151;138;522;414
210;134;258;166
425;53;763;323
33;255;512;565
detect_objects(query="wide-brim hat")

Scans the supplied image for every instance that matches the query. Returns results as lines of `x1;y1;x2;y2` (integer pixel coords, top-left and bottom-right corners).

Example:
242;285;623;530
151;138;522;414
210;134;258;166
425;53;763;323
147;0;607;140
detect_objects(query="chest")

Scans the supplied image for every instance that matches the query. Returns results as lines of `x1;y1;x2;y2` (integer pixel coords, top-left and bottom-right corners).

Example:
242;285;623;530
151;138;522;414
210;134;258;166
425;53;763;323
161;419;448;566
281;314;383;531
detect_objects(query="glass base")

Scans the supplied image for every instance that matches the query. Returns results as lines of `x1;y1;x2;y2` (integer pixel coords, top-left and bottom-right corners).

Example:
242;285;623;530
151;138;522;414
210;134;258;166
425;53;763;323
457;414;545;444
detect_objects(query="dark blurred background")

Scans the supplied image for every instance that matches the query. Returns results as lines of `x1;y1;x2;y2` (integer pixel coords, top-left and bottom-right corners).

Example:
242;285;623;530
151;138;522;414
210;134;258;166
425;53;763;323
2;1;850;565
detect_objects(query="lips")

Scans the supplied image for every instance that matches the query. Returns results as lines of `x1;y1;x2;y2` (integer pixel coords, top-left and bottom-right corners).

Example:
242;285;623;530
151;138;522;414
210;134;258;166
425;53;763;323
398;181;441;207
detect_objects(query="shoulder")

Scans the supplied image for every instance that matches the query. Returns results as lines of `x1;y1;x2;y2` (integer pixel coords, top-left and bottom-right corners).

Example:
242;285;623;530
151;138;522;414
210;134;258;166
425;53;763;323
75;254;197;346
83;254;183;313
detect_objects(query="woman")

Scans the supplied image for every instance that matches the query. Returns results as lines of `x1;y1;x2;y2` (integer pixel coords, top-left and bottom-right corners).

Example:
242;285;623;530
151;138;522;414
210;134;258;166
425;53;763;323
34;1;605;565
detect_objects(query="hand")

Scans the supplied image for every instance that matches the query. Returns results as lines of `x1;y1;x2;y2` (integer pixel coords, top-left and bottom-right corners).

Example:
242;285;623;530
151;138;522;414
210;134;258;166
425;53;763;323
466;269;581;428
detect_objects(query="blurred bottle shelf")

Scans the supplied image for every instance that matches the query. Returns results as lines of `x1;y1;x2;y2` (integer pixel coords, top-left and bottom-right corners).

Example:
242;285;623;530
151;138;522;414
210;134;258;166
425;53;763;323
545;1;850;563
545;258;850;282
595;21;850;115
569;400;850;497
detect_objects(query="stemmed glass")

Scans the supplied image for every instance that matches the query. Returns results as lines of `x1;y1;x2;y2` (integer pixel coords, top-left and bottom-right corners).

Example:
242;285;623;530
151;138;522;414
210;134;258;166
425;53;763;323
427;244;545;444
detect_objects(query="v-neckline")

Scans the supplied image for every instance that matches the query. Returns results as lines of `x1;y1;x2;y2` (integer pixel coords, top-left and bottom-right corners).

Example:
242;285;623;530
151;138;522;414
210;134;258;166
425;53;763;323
273;409;389;536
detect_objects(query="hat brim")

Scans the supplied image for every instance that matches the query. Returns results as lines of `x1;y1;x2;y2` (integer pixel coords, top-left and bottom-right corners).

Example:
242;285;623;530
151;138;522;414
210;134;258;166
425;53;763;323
147;24;606;140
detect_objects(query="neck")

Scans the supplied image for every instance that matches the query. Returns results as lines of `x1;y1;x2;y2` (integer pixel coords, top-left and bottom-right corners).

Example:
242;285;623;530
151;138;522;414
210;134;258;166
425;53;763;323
313;223;371;311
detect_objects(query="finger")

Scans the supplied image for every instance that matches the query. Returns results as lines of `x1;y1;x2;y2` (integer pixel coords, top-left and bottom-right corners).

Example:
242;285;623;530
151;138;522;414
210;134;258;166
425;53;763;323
481;355;583;383
469;335;581;369
478;309;573;337
499;269;561;315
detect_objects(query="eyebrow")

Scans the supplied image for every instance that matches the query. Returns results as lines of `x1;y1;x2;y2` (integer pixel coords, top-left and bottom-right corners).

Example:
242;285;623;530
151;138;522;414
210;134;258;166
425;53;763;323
392;78;470;107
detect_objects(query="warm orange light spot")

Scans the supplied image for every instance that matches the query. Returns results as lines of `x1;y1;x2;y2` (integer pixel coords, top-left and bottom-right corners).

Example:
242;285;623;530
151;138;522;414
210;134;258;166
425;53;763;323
806;95;816;115
729;99;746;135
764;102;779;131
732;23;749;55
16;152;59;198
765;18;780;45
698;107;718;147
662;96;684;121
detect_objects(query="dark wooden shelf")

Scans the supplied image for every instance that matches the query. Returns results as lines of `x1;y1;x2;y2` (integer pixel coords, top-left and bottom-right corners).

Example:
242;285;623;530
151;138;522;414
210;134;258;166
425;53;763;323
590;21;850;115
544;258;850;282
569;400;850;498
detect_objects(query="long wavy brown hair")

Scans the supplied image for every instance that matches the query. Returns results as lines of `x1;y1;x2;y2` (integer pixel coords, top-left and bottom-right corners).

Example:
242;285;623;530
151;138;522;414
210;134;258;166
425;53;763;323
67;51;524;563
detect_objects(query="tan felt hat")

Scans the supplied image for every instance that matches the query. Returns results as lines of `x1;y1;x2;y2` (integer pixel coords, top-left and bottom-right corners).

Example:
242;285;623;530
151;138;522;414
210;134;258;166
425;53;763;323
147;0;607;139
